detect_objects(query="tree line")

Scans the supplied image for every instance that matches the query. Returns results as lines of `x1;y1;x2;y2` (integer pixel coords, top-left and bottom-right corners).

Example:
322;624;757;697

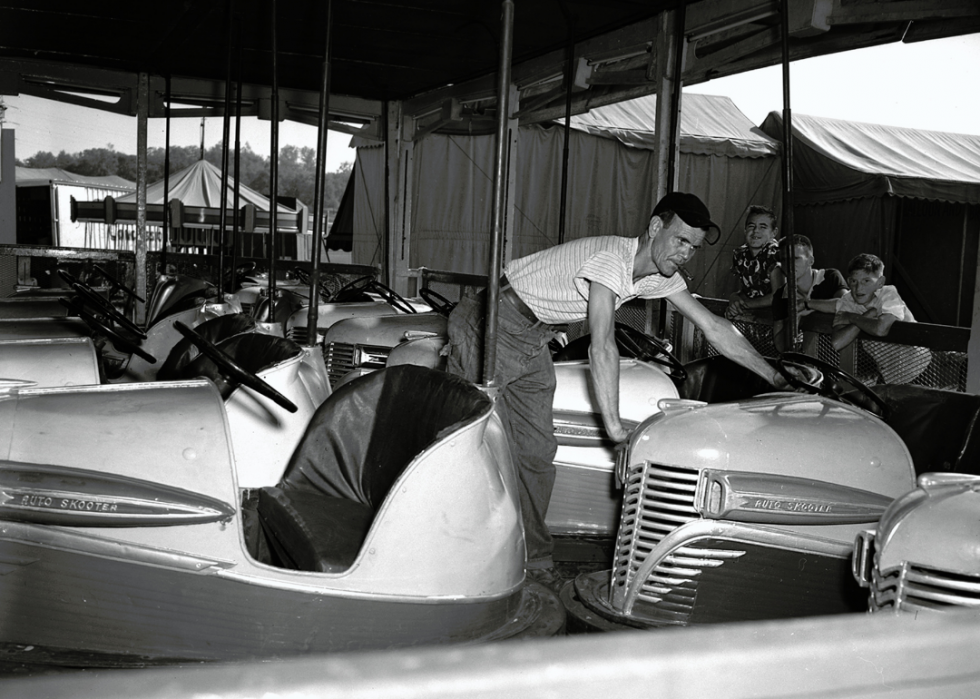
18;142;352;211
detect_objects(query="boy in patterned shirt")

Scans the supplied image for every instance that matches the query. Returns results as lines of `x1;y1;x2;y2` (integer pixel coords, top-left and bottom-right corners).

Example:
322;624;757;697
725;205;780;319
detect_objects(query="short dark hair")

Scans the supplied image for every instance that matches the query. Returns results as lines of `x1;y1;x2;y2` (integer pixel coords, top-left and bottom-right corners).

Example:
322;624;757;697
652;210;677;227
778;234;813;255
746;205;777;228
847;253;884;276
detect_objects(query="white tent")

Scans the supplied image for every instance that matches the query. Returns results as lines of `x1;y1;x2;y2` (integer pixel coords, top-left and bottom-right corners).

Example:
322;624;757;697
350;93;782;299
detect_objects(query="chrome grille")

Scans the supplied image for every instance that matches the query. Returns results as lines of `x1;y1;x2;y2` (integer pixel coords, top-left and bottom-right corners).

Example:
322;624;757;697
871;563;980;613
611;460;701;609
323;341;391;388
324;341;357;387
240;301;254;317
287;326;308;345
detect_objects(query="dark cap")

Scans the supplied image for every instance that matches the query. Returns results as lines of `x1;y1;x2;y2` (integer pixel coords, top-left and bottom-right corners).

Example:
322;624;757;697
652;192;720;232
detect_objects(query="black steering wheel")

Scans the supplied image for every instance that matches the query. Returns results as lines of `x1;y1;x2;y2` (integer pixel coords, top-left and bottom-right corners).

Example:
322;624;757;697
94;264;145;303
419;287;456;316
60;297;156;364
777;352;890;417
613;324;687;382
331;276;416;314
291;266;332;302
58;269;147;339
330;275;375;302
173;320;298;413
223;261;258;290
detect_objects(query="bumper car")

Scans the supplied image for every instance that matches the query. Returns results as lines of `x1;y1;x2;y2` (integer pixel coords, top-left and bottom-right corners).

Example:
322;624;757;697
1;272;332;490
284;274;434;347
850;385;980;614
853;473;980;615
0;364;563;667
560;355;980;631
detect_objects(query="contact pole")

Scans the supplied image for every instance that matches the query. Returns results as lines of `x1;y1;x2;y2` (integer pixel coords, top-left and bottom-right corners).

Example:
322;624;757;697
230;11;243;291
306;0;334;347
780;0;798;350
268;0;279;304
217;0;235;295
482;0;514;387
162;75;171;270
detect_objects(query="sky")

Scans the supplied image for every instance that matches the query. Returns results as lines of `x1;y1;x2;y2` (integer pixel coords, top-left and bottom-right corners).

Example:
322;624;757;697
2;33;978;172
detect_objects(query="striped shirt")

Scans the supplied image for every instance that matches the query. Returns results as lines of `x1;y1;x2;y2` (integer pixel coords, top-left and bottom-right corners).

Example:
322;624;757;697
504;236;687;325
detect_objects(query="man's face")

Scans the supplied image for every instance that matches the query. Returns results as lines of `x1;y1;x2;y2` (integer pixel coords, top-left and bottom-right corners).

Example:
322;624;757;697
649;216;705;276
847;269;884;305
784;244;814;282
744;213;776;252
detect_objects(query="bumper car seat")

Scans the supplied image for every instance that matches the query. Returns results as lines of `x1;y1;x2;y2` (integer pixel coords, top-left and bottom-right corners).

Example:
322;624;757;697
254;365;491;572
873;383;980;476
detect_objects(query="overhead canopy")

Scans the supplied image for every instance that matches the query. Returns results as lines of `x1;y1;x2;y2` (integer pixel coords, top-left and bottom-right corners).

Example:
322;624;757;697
761;111;980;205
16;166;134;190
568;93;780;159
116;159;290;213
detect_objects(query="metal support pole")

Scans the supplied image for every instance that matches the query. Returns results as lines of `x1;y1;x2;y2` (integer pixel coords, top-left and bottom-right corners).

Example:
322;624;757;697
557;26;574;246
655;5;685;339
231;12;243;289
135;72;149;326
482;0;514;387
268;0;279;302
666;0;685;196
306;0;334;347
780;0;798;351
162;76;171;271
217;0;235;296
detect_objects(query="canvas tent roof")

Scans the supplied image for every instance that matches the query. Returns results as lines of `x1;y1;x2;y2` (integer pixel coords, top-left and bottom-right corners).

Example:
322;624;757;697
760;112;980;205
16;166;134;190
566;93;780;159
116;159;291;213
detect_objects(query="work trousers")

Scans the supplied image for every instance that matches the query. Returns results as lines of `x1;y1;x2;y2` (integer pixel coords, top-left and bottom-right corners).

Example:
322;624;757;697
446;292;559;566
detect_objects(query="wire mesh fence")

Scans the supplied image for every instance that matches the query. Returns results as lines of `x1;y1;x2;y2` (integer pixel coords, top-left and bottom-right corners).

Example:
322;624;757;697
679;297;968;392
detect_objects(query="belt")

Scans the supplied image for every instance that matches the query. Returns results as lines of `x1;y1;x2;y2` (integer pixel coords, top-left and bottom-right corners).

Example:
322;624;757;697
499;275;568;332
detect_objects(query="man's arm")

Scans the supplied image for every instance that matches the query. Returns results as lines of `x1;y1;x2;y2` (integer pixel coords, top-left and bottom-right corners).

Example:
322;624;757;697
668;288;781;386
587;282;629;443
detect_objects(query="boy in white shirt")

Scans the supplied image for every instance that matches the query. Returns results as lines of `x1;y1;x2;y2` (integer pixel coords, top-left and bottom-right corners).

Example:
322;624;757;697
832;253;929;383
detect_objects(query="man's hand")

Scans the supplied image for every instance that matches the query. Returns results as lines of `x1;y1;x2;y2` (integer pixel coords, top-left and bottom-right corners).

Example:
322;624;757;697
605;421;630;443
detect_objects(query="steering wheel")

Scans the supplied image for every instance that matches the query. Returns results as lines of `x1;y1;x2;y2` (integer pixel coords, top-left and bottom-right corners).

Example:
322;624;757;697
777;352;890;417
613;324;687;382
331;276;417;314
291;266;332;302
173;320;298;413
60;297;156;364
223;261;258;290
94;264;145;303
330;275;375;302
419;287;456;316
58;269;147;339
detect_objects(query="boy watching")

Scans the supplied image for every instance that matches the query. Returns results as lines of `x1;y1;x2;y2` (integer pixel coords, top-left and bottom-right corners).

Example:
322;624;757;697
771;235;847;353
725;205;780;319
832;253;930;383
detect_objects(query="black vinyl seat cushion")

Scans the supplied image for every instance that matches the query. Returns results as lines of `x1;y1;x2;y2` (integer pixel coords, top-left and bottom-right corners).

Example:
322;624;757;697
677;355;775;403
873;383;980;476
255;364;491;572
